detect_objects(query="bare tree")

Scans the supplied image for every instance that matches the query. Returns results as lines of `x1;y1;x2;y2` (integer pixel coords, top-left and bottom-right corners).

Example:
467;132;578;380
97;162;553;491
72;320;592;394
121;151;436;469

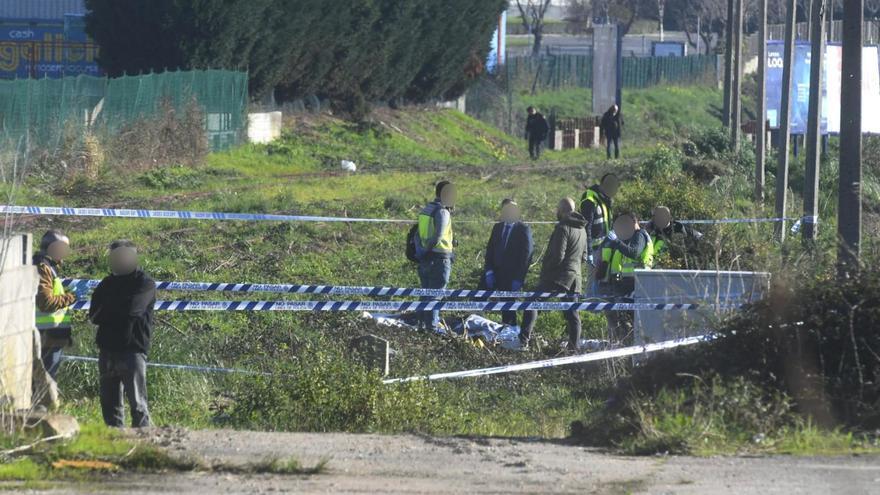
516;0;554;56
564;0;593;34
668;0;727;54
656;0;666;40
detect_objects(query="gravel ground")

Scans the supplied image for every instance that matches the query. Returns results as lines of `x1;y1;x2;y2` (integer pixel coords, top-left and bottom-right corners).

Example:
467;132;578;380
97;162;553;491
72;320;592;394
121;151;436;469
9;428;880;494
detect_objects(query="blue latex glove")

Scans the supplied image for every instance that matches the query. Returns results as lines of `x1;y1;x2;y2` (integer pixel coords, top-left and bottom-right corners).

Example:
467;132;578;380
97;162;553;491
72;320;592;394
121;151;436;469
485;271;495;289
587;253;595;266
606;230;618;242
510;280;523;291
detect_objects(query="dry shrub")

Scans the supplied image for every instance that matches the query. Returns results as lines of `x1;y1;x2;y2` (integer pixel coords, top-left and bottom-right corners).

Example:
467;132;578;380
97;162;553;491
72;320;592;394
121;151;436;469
106;97;208;173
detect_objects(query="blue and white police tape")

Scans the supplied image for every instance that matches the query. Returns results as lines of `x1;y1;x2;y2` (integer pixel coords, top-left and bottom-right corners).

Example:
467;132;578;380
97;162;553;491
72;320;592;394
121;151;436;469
62;355;274;376
69;299;733;312
3;204;800;226
0;204;411;224
62;278;574;300
383;335;710;383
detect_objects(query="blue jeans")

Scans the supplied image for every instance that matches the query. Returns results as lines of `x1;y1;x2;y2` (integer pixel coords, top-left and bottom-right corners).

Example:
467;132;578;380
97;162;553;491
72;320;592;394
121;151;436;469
41;346;64;380
417;257;452;331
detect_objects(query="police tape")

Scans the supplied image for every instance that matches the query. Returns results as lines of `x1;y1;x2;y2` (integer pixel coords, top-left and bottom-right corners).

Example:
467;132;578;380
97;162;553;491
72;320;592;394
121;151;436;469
382;335;710;384
0;205;411;224
69;299;732;312
61;334;710;383
61;355;273;376
3;204;800;226
61;278;574;300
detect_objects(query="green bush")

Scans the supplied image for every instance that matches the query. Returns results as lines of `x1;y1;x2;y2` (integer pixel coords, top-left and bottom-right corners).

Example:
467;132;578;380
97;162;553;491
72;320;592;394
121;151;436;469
640;144;682;180
227;346;455;432
689;126;730;158
138;166;203;190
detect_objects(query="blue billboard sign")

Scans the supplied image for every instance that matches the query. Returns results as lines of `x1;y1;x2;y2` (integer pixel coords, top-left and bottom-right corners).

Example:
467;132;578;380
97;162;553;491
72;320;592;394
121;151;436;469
652;41;685;57
0;16;101;79
766;40;825;135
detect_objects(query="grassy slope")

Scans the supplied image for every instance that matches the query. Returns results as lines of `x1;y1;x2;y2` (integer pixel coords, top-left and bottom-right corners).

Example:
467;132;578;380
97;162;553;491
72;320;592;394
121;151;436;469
9;84;872;450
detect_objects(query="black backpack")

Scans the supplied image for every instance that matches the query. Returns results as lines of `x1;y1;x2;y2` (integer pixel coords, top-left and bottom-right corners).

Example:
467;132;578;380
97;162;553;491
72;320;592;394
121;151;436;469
405;224;421;263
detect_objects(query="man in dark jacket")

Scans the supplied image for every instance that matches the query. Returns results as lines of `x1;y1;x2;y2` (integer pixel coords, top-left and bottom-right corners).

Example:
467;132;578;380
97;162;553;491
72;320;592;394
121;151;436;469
600;104;623;159
644;206;703;264
525;106;549;160
88;240;156;428
416;181;456;332
481;199;534;326
33;230;86;379
520;198;588;350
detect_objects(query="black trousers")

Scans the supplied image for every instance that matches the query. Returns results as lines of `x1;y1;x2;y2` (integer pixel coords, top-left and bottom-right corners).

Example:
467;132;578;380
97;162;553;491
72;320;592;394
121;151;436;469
520;283;581;349
99;351;151;428
528;138;543;159
606;136;620;159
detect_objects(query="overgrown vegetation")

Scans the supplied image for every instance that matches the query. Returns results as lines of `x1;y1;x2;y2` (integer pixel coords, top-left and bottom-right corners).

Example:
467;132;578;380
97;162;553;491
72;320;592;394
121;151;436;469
7;82;879;457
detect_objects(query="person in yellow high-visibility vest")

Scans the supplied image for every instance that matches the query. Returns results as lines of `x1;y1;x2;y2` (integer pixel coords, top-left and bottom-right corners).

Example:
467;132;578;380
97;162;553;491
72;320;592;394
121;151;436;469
415;181;456;332
34;230;86;379
594;213;654;343
580;173;621;296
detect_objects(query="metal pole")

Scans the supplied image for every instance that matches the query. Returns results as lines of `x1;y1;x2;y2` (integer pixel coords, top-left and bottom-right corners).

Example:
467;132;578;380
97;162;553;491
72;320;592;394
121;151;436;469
723;0;734;127
803;0;826;240
838;0;862;273
756;0;768;203
775;0;797;241
731;0;744;149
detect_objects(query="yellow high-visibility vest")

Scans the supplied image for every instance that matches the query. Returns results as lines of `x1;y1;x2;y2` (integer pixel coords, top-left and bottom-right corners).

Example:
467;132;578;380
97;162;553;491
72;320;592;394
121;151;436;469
580;189;611;248
418;208;453;253
600;234;654;282
35;276;72;330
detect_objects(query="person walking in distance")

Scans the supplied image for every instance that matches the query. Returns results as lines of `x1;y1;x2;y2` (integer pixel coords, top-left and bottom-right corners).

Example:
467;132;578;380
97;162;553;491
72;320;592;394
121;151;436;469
519;198;588;350
525;106;549;160
600;104;623;159
481;199;534;327
89;240;156;428
415;181;456;332
34;230;86;379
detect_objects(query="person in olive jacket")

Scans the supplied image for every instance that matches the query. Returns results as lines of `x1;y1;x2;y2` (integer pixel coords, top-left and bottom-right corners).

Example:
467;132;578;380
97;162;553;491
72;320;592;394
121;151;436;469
519;198;588;350
88;240;156;428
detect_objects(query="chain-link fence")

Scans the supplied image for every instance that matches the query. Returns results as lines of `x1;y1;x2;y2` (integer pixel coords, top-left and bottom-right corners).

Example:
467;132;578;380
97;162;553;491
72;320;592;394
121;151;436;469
0;69;248;152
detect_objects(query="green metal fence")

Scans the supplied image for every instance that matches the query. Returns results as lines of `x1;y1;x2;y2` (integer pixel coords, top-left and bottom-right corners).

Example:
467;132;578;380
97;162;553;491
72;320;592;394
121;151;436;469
0;69;248;151
505;54;716;91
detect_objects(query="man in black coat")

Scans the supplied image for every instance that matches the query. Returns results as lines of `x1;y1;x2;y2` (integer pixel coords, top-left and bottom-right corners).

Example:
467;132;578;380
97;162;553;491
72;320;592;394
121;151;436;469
525;106;549;160
88;240;156;428
481;199;534;326
600;104;623;159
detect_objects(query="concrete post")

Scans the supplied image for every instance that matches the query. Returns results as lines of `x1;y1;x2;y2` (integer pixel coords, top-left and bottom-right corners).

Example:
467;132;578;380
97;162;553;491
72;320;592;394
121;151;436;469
592;23;619;115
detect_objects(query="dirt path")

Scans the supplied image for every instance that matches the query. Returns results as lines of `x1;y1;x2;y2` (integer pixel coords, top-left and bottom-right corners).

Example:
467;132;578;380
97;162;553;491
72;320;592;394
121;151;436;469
23;429;880;494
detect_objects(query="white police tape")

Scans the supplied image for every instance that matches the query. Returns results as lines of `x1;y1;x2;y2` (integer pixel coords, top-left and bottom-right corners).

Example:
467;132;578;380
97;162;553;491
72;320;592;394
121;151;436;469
3;204;800;226
62;335;710;383
69;299;732;312
0;205;411;224
62;278;574;300
383;335;710;383
62;355;272;376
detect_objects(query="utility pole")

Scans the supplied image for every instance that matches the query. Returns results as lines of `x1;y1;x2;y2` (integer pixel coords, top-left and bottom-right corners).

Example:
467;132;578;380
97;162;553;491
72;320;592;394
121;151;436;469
803;0;826;240
775;0;797;241
731;0;744;150
723;0;734;127
756;0;768;204
838;0;862;272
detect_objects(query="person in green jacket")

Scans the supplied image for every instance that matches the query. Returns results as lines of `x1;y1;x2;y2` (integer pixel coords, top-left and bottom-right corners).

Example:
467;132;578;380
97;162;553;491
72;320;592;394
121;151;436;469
519;198;588;350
